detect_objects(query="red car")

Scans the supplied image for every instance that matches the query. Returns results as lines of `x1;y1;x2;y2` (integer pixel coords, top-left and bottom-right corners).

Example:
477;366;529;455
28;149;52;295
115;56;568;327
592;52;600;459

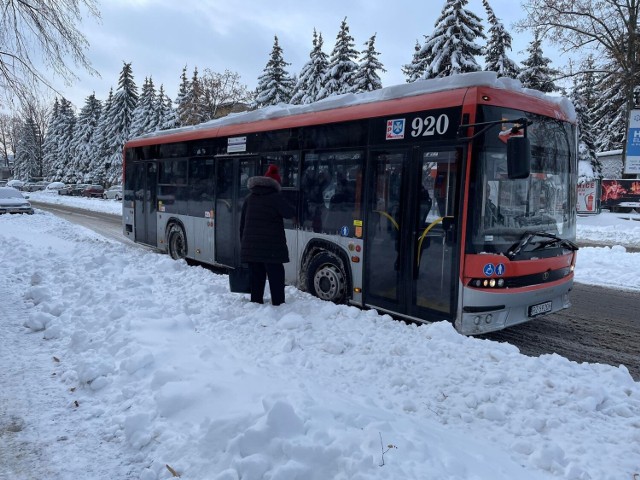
81;184;105;198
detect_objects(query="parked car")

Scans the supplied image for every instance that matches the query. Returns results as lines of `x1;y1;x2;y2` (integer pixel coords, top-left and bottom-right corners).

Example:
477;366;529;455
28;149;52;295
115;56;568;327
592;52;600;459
58;183;88;196
81;184;105;198
103;185;123;200
58;184;77;195
6;179;24;190
22;181;47;192
45;182;65;193
0;187;34;214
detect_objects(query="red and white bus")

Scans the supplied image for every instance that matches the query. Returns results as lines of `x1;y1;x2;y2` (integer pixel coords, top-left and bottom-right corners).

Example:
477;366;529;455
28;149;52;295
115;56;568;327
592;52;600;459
122;72;578;335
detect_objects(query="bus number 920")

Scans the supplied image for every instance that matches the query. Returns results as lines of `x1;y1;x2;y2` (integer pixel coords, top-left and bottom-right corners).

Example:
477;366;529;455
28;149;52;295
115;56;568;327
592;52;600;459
411;114;450;137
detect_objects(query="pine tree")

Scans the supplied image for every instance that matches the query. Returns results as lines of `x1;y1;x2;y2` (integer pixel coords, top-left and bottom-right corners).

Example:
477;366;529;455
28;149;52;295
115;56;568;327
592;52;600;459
130;77;158;137
104;62;138;185
157;84;178;130
90;88;114;182
71;93;102;182
592;60;627;152
402;40;427;83
254;36;295;107
175;66;190;127
319;18;360;98
52;98;76;182
180;67;205;126
517;32;559;92
291;29;329;105
14;116;42;180
482;0;519;78
420;0;485;79
571;55;601;180
42;98;60;180
352;34;386;93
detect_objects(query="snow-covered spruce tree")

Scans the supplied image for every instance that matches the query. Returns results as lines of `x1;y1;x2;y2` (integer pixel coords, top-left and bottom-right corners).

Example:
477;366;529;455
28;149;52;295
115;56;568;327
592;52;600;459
175;66;190;127
482;0;519;78
318;17;360;99
402;40;428;83
42;98;60;180
571;55;601;180
180;67;205;126
592;60;627;153
13;116;42;180
517;32;559;92
130;77;158;137
157;84;178;130
89;88;113;182
353;34;386;93
104;62;138;185
254;36;295;108
291;29;329;105
419;0;485;79
70;93;102;182
53;98;76;182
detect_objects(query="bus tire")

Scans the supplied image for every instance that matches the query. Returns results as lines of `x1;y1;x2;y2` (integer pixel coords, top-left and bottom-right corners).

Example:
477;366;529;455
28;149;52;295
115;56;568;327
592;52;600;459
167;224;187;260
306;252;347;303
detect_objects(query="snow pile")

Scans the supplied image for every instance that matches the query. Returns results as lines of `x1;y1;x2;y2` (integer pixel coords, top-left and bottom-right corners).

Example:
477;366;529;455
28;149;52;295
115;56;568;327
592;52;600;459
1;211;639;480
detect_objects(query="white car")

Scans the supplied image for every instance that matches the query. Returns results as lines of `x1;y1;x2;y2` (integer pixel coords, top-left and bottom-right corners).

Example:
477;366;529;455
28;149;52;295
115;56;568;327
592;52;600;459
0;187;34;214
45;181;65;192
6;179;24;190
103;185;123;200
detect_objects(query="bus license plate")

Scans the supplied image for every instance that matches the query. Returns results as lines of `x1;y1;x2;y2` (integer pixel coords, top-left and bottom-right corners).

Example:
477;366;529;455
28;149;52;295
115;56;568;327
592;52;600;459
528;301;552;317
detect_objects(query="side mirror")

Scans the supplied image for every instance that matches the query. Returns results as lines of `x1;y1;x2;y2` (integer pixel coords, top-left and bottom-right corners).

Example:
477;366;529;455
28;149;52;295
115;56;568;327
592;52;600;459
507;136;531;179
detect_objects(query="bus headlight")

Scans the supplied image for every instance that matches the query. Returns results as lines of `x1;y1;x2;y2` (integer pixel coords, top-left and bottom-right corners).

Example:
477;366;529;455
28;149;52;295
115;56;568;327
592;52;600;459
471;278;506;289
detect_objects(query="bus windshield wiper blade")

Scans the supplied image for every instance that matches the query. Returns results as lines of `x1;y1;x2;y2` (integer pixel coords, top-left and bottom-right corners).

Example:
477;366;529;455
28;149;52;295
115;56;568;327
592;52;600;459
534;236;579;252
507;231;578;259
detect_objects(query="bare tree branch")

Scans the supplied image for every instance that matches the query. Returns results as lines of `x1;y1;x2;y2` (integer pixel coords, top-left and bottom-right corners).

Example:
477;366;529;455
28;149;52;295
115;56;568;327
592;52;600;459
0;0;101;104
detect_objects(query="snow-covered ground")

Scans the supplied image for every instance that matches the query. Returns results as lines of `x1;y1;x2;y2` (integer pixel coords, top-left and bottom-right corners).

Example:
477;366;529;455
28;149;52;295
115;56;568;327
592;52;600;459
1;193;639;480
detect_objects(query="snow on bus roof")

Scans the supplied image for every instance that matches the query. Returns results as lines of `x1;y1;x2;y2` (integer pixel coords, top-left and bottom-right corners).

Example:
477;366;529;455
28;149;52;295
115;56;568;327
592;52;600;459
133;72;576;142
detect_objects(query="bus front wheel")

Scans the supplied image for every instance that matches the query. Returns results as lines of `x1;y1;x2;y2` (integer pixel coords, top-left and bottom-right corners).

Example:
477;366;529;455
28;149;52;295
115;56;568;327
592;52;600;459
167;225;187;260
306;253;347;303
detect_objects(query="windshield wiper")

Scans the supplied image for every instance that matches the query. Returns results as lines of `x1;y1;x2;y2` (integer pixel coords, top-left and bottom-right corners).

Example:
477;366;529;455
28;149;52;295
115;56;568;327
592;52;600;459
507;231;579;259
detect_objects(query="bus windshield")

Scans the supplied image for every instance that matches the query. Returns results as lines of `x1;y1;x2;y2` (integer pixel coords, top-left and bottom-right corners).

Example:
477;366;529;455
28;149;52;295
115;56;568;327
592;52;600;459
468;106;577;255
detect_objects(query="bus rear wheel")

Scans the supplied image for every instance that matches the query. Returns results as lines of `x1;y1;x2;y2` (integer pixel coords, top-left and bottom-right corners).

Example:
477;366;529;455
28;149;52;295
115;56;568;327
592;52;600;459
306;253;347;303
167;225;187;260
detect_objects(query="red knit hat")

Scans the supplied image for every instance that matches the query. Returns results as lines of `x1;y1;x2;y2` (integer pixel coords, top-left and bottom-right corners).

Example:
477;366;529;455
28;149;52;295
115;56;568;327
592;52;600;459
264;164;281;184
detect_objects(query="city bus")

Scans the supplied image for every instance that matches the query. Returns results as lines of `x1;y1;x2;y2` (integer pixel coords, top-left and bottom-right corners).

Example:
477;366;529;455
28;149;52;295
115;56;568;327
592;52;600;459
122;72;578;335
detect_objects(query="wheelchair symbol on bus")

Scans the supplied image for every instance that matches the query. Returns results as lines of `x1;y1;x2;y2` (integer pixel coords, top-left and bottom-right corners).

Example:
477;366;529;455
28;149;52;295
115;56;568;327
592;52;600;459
484;263;505;276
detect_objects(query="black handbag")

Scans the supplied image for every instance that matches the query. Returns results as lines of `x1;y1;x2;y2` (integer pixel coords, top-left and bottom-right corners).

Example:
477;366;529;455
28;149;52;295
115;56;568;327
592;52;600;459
229;264;251;293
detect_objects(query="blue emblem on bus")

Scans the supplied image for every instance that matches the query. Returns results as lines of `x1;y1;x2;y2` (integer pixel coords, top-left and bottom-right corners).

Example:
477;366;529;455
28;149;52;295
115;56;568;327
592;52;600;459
496;263;505;276
386;118;405;140
483;263;495;276
340;226;350;237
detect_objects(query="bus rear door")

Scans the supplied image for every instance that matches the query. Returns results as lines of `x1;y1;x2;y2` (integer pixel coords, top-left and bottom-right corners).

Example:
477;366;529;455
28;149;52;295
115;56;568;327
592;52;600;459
214;156;260;267
133;160;158;247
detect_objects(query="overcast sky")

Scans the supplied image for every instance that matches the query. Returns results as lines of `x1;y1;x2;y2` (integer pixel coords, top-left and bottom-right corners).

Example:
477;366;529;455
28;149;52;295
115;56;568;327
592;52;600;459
52;0;568;109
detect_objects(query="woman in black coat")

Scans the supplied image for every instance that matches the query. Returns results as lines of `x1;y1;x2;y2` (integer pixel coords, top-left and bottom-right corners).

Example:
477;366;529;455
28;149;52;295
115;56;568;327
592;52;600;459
240;165;295;305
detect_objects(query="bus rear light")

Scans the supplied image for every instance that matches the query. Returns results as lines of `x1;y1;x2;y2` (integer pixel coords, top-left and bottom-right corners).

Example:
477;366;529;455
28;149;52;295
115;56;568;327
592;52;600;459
351;256;360;263
354;287;362;293
355;245;361;252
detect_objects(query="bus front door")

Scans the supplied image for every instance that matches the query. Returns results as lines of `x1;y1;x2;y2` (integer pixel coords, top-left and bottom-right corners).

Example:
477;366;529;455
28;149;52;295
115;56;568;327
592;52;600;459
133;161;157;247
214;156;260;267
364;148;459;323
